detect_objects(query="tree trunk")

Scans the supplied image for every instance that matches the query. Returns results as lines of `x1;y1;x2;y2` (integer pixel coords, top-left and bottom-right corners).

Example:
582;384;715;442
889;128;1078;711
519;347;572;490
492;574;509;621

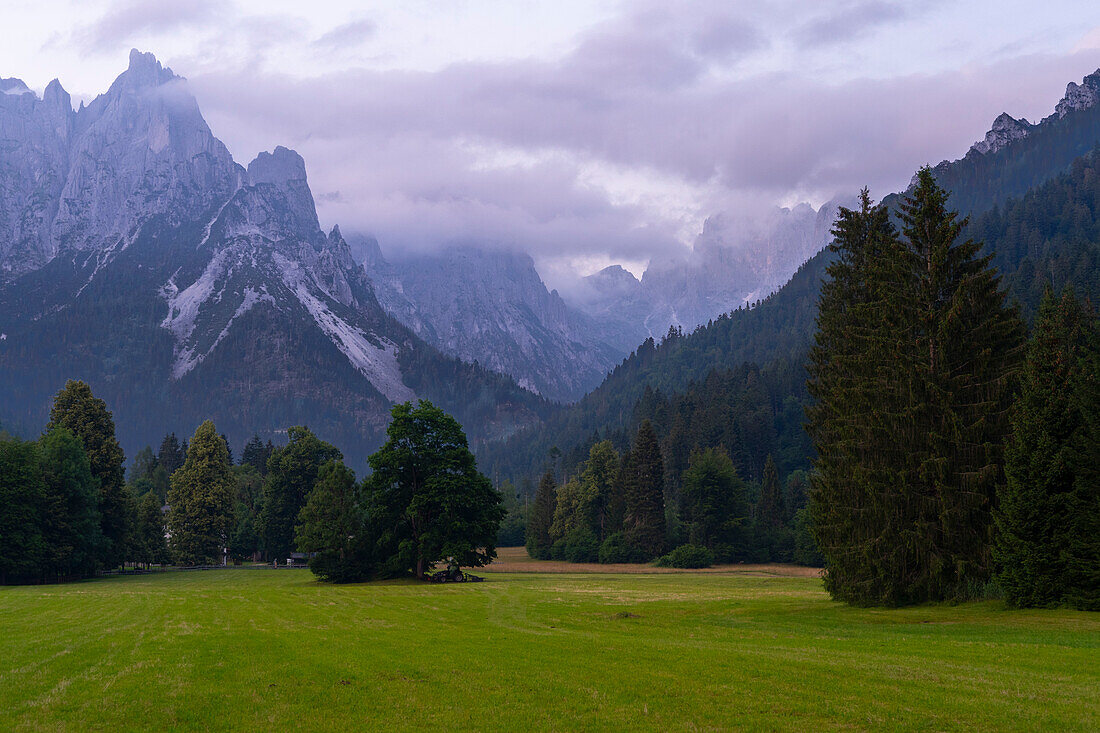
416;555;425;580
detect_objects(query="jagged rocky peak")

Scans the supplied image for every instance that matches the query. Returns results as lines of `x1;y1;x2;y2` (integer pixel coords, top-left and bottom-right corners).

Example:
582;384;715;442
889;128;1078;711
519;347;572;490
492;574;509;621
238;145;323;246
354;234;387;269
1055;68;1100;118
0;77;33;96
970;112;1032;156
42;78;69;107
585;264;641;296
247;145;308;186
111;48;179;91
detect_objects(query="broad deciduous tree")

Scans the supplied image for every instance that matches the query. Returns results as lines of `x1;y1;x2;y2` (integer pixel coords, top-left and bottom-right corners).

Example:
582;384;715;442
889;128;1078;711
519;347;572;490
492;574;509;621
368;400;503;579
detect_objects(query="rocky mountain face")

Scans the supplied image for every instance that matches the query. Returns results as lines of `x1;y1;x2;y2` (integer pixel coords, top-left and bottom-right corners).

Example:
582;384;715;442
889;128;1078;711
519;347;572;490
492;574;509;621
1055;69;1100;119
970;113;1033;156
966;68;1100;159
0;51;546;465
0;51;241;275
351;195;849;382
356;241;624;402
570;198;849;341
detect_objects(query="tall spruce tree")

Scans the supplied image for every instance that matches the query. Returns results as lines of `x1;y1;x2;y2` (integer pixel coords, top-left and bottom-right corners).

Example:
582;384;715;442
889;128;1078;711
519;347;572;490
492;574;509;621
807;189;906;604
623;420;666;558
0;439;46;584
157;433;185;476
995;288;1100;609
897;167;1024;600
46;381;130;568
241;435;273;475
756;455;785;531
166;421;235;565
526;470;557;559
1066;320;1100;610
808;174;1023;605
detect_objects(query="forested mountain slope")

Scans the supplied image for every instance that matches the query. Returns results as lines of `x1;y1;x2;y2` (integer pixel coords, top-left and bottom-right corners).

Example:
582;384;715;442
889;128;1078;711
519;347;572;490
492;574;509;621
480;68;1100;485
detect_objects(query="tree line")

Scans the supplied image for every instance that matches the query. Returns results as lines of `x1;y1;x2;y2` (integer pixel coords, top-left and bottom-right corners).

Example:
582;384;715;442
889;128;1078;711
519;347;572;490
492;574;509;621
0;382;502;584
522;420;818;568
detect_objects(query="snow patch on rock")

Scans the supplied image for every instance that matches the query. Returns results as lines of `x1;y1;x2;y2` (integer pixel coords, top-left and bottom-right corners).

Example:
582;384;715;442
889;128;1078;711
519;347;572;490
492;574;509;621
276;253;414;403
162;250;226;342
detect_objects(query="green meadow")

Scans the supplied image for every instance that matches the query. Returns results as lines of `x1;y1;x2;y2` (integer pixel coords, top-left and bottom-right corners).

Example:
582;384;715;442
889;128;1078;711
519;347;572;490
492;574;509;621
1;566;1097;731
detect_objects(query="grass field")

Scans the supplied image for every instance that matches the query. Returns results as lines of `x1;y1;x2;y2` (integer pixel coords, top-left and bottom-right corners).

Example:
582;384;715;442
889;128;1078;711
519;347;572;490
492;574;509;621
1;556;1097;731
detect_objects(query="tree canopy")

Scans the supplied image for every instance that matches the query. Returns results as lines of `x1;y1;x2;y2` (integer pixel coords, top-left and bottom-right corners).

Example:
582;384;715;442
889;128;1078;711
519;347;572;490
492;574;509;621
46;380;129;568
368;400;503;579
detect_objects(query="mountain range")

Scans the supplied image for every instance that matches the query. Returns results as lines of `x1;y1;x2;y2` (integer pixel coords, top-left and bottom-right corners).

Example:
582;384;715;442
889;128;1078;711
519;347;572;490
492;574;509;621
354;238;623;403
3;52;1098;474
0;50;547;466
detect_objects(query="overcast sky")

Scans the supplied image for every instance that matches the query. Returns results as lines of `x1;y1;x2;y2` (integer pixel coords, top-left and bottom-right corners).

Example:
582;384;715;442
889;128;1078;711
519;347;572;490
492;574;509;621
4;0;1100;283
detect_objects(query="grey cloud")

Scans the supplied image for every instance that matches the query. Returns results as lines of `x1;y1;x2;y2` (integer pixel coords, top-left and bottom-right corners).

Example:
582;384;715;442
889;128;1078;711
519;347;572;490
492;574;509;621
793;1;908;48
71;0;225;54
173;1;1099;278
692;15;767;60
313;19;378;51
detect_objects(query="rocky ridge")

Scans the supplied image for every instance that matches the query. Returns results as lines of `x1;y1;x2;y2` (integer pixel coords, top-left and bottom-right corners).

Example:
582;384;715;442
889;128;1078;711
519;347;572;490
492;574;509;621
357;242;624;402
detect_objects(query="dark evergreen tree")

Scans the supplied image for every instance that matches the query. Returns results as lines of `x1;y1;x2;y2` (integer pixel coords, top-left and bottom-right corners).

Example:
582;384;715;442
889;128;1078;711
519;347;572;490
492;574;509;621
46;380;130;568
1066;322;1100;610
128;446;169;504
166;421;235;565
37;427;104;579
257;426;341;561
296;460;373;582
995;288;1100;609
897;167;1025;600
808;174;1024;606
784;470;809;522
129;447;158;484
157;433;185;476
623;420;666;557
607;448;632;536
680;447;749;559
526;470;557;559
367;401;503;579
228;464;264;562
756;455;785;531
241;435;273;475
134;490;168;567
0;438;46;584
807;189;903;602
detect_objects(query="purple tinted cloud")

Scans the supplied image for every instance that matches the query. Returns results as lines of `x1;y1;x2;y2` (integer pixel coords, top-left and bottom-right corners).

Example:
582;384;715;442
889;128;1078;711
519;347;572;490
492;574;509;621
72;0;225;54
313;19;377;51
160;1;1100;281
793;1;909;48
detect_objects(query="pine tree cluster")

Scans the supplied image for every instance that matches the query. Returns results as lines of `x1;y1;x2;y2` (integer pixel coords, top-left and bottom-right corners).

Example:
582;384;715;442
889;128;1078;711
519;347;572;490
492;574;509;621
808;169;1097;608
